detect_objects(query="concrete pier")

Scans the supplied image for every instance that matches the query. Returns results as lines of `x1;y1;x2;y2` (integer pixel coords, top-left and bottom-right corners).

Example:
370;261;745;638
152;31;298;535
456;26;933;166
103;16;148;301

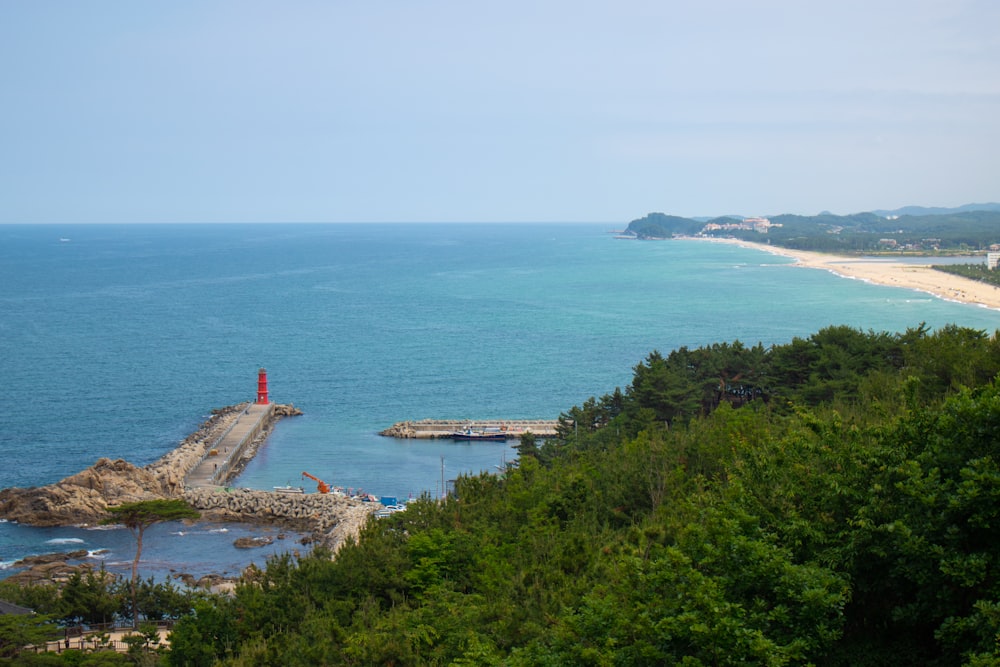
185;402;275;488
380;419;559;439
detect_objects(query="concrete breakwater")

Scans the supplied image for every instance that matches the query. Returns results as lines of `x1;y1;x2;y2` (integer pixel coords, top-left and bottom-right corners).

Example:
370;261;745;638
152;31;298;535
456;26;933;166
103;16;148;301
146;403;256;496
380;419;559;439
183;487;374;553
184;402;275;488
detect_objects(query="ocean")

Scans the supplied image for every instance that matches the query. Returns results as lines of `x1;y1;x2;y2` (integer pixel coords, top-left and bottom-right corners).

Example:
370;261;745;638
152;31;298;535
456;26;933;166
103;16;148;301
2;222;998;579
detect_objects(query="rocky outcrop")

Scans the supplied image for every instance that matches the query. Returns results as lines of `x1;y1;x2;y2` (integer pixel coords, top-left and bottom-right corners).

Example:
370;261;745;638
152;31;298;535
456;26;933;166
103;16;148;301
273;404;303;417
233;536;274;549
14;549;90;566
0;458;164;526
4;551;101;585
380;421;418;438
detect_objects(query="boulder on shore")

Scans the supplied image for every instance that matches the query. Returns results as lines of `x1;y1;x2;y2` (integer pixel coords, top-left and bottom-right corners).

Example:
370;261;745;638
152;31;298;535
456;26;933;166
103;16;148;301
3;559;97;586
13;550;89;567
274;404;303;417
233;536;274;549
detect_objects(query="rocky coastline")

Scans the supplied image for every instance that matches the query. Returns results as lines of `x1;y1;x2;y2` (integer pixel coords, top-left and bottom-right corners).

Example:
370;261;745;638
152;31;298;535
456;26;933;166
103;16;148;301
0;403;378;584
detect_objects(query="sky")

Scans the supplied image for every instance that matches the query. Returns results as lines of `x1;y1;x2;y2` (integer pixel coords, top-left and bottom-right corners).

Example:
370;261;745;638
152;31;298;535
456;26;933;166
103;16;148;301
1;1;998;223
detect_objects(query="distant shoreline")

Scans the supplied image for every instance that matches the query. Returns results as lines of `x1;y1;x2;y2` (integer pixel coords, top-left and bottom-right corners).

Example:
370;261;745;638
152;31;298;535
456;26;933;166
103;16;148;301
685;236;1000;312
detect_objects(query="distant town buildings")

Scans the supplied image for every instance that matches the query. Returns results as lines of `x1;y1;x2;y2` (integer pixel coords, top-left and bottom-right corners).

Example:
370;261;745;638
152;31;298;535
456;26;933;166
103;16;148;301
988;252;1000;270
877;237;945;252
701;217;781;234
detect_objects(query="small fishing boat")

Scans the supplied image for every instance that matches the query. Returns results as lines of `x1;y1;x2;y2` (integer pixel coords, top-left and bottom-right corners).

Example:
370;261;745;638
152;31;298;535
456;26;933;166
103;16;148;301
450;428;507;441
273;484;305;494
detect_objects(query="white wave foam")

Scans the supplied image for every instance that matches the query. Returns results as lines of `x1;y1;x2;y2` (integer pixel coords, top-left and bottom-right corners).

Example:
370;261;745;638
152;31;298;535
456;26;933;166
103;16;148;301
45;538;85;545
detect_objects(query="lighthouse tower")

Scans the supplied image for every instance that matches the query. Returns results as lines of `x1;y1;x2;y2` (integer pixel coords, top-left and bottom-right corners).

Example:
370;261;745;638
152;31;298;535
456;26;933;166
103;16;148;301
256;368;269;405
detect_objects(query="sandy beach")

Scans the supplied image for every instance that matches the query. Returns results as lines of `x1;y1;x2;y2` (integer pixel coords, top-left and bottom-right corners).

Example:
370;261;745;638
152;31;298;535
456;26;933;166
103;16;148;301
690;237;1000;312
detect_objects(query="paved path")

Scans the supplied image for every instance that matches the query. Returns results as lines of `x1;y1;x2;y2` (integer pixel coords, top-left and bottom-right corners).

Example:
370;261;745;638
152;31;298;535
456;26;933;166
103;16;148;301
185;403;272;487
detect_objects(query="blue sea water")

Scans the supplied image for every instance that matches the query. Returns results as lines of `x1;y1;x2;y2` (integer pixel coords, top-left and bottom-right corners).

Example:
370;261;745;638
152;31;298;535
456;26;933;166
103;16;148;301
2;222;999;579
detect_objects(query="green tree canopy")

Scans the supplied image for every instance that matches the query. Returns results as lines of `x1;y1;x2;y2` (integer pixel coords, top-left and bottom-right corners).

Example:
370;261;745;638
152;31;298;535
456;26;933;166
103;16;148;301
103;499;199;628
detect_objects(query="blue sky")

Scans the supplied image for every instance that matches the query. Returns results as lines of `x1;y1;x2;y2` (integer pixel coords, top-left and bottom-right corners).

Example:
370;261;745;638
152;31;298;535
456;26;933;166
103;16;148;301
1;1;997;223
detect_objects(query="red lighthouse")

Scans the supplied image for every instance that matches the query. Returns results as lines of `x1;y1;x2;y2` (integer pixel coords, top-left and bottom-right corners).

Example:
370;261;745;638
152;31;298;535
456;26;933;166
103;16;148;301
256;368;269;405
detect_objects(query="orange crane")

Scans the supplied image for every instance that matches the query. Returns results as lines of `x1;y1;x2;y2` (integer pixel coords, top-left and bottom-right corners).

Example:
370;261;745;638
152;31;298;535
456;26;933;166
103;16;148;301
301;471;330;494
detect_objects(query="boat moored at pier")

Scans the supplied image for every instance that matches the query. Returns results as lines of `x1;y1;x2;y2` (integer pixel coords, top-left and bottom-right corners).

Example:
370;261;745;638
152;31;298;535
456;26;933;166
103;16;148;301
450;428;507;441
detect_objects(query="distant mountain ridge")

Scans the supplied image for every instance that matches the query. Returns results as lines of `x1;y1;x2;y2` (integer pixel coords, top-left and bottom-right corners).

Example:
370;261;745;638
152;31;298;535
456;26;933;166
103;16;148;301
871;203;1000;217
633;204;1000;231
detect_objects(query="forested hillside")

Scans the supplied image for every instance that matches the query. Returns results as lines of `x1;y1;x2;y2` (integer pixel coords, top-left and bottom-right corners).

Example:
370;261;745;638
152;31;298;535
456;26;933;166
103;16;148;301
7;324;1000;665
626;207;1000;252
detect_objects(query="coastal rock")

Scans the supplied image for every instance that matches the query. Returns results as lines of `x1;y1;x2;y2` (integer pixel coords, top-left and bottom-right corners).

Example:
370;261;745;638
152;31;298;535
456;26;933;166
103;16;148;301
273;404;303;417
196;573;228;588
233;536;274;549
13;550;89;566
172;573;197;587
0;458;164;526
4;559;94;585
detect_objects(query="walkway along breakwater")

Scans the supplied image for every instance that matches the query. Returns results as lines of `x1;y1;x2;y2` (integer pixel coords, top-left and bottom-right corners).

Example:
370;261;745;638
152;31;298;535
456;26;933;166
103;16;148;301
0;370;379;555
380;419;559;439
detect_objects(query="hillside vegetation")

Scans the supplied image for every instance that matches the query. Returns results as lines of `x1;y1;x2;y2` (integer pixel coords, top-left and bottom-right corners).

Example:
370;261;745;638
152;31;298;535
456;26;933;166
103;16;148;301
154;323;1000;666
6;324;1000;665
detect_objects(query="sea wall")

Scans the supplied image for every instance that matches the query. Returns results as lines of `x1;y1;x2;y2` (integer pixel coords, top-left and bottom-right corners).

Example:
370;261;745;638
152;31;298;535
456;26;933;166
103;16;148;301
145;404;249;496
206;404;272;486
380;419;559;439
211;403;302;486
183;487;376;552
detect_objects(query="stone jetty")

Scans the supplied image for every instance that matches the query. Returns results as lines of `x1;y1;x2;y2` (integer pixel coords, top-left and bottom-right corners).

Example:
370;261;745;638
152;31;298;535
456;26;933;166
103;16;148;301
0;402;378;553
380;418;559;439
183;487;373;552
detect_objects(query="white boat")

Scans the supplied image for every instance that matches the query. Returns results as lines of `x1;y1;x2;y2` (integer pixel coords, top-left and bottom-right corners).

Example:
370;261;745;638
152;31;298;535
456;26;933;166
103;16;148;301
273;485;305;494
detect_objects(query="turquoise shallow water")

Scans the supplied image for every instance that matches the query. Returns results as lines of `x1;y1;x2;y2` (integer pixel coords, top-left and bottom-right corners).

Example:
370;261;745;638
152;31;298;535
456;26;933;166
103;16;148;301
2;222;998;577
